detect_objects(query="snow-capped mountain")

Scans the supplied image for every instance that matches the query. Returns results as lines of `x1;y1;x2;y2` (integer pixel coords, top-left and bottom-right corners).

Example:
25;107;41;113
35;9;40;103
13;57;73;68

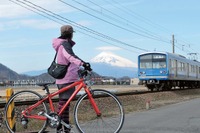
90;52;138;78
91;52;137;68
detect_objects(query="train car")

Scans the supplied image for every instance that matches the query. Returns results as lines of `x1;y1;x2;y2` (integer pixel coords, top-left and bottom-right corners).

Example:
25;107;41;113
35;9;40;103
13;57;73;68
138;52;200;91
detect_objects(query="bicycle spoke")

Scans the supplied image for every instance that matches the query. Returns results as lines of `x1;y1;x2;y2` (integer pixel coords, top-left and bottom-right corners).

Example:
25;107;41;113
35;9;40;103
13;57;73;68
4;90;48;133
74;89;124;133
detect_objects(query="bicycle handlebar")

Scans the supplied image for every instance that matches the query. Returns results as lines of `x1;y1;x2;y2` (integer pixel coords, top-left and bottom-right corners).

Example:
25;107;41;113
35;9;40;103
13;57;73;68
78;68;92;79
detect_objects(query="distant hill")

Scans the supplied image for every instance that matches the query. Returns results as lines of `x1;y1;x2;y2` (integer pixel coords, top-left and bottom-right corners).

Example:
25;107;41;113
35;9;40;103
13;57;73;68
22;69;48;76
0;63;54;81
0;63;101;82
0;63;28;80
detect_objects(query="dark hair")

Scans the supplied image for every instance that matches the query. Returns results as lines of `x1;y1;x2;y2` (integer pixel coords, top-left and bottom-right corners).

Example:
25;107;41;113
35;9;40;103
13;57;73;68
58;32;72;39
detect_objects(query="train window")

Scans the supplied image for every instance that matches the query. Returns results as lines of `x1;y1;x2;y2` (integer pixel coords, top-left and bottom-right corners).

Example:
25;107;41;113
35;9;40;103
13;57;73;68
190;65;196;73
178;62;185;71
178;62;181;71
152;54;166;68
193;65;196;73
139;54;166;69
140;62;152;69
140;55;153;68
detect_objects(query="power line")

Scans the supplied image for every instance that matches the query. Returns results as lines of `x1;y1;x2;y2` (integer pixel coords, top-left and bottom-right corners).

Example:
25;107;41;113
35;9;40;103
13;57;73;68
11;0;198;58
59;0;170;43
170;34;200;56
71;0;170;44
10;0;148;52
103;0;200;58
10;0;138;53
71;0;198;55
103;0;172;34
83;0;198;56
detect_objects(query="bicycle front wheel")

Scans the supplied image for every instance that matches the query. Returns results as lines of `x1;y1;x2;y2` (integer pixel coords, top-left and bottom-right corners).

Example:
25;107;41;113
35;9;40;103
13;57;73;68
4;90;48;133
74;89;124;133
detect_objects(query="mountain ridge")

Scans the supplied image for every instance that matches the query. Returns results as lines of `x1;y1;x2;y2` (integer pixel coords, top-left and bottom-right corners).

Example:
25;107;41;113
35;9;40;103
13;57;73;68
0;63;54;81
0;52;138;80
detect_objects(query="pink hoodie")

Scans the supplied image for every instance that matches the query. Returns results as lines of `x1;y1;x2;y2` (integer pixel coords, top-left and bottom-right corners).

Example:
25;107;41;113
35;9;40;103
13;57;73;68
52;38;83;84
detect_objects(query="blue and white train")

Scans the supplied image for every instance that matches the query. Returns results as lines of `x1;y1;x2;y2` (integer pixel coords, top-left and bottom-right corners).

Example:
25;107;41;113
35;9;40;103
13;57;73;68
138;52;200;91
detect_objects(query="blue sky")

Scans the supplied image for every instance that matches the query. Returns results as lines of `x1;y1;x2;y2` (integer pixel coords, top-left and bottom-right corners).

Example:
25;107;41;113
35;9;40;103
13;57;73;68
0;0;200;73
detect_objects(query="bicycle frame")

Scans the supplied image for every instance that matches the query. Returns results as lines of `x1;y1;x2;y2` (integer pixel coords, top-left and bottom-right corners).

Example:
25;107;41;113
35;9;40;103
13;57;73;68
22;78;101;121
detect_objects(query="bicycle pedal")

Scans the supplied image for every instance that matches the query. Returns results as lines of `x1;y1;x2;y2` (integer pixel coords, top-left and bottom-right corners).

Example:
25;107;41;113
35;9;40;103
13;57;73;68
60;120;72;129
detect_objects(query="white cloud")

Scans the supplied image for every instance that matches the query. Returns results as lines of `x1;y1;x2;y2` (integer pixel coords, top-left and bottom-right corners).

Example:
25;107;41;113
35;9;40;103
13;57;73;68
19;19;60;29
0;0;74;18
0;19;61;32
96;46;121;51
0;1;93;31
0;1;32;18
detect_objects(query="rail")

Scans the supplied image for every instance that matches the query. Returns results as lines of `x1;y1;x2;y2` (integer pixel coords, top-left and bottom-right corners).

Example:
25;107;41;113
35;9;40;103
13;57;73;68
1;87;198;108
0;89;148;108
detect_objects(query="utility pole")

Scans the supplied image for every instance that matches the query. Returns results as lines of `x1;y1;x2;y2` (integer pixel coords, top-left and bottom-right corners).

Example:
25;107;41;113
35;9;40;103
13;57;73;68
172;34;175;53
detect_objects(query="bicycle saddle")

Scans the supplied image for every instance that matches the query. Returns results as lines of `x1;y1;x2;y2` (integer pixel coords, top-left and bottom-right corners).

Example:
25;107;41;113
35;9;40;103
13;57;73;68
36;82;55;87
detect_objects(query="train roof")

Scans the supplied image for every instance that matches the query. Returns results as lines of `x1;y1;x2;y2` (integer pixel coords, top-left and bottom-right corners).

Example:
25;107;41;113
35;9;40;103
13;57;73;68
139;51;185;58
139;51;200;64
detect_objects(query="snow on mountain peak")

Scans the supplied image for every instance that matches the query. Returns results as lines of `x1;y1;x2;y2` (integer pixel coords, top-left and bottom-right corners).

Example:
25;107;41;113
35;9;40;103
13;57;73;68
91;52;137;68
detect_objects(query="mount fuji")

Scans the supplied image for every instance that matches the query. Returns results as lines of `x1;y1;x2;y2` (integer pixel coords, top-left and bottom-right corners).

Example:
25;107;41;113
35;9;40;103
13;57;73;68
90;52;138;78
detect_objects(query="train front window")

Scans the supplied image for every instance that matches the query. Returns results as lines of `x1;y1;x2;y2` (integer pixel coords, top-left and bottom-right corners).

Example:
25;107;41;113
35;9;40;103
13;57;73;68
140;54;166;69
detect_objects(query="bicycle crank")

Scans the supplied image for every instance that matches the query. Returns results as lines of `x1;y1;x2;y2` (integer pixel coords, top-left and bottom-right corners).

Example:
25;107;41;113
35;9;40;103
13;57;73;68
46;113;61;128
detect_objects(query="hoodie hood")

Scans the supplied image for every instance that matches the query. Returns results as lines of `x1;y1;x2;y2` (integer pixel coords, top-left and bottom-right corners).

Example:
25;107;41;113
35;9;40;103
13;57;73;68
52;38;76;51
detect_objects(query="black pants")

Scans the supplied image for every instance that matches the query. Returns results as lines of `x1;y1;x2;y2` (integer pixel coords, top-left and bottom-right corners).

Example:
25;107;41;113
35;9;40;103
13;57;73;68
57;83;75;130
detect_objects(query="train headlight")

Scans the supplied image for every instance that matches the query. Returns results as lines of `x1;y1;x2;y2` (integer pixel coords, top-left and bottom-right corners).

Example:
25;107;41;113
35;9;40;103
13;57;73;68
160;70;167;74
140;71;146;74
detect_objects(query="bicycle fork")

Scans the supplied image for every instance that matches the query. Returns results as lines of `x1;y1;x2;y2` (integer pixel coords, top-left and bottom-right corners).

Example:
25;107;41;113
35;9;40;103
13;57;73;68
85;88;101;116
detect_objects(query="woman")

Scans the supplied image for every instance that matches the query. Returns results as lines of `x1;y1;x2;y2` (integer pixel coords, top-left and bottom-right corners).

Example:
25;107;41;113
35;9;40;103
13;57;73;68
52;25;91;133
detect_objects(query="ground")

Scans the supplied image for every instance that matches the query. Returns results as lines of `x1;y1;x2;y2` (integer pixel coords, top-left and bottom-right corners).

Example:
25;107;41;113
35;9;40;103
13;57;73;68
1;85;200;132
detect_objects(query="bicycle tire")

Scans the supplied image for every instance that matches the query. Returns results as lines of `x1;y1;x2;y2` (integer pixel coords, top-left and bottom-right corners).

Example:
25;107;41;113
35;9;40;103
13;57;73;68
74;89;124;133
4;90;48;133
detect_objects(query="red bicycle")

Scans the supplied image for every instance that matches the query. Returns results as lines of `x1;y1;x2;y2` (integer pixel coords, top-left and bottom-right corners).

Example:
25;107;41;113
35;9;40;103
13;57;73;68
4;69;124;133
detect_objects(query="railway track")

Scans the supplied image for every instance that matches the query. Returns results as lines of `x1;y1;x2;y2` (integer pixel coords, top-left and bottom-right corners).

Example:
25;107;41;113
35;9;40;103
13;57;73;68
0;87;199;108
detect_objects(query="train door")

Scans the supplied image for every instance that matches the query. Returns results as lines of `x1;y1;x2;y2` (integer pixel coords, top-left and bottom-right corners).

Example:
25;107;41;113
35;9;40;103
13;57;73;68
175;60;177;78
196;65;198;79
187;63;189;78
169;59;171;76
199;66;200;79
171;59;177;78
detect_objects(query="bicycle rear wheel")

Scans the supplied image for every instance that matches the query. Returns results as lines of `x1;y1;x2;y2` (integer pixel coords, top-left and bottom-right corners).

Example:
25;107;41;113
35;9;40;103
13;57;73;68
74;89;124;133
4;90;48;133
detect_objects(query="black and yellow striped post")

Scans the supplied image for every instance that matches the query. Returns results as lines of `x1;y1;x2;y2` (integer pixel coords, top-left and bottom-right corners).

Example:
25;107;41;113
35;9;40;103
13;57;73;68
6;88;16;132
